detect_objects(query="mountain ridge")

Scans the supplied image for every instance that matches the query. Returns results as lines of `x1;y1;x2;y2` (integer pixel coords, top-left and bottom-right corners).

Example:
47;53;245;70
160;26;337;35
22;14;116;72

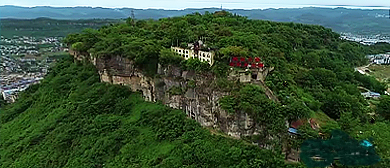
2;6;389;35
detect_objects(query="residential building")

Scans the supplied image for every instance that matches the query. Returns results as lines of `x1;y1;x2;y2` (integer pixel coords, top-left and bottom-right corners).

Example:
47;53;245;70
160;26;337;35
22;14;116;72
171;46;214;66
367;53;390;64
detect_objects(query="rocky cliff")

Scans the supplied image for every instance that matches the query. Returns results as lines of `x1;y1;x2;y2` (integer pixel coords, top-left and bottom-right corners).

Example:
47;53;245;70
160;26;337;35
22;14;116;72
70;52;268;138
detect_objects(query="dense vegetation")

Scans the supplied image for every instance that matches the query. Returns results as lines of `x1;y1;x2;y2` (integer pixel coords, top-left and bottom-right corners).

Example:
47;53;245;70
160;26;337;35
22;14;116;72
63;11;390;167
0;57;305;167
3;11;390;167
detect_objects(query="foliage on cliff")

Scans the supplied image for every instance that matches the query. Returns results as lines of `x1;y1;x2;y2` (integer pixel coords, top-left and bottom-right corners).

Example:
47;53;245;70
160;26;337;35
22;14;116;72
0;57;306;168
64;11;387;73
63;11;390;167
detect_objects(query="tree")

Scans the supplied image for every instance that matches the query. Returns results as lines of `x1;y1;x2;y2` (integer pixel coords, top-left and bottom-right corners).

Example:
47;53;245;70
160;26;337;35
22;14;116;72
377;95;390;120
338;111;360;133
320;89;366;120
285;100;311;122
354;122;390;167
181;58;211;73
301;52;320;68
0;96;7;108
159;48;183;66
218;46;249;61
71;42;85;52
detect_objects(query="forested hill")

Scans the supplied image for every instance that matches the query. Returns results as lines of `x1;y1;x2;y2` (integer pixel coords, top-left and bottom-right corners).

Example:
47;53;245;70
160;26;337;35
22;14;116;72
3;11;390;167
65;11;390;167
0;57;301;167
2;5;390;35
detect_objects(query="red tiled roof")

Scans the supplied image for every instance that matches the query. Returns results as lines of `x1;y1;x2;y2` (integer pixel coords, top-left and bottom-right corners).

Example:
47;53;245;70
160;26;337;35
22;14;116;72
291;119;306;129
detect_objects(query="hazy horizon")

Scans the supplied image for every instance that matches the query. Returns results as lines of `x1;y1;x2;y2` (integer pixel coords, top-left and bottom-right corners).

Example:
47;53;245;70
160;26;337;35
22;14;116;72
1;1;390;10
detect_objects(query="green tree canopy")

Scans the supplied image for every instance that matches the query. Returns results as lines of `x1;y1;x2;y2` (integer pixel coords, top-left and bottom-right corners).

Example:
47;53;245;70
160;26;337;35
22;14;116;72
377;95;390;120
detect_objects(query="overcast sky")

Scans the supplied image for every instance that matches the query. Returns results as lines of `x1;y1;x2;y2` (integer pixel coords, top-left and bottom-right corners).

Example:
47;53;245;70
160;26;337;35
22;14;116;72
1;0;390;9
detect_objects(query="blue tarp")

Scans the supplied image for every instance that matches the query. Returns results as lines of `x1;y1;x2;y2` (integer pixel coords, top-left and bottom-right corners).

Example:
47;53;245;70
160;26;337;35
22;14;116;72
361;140;373;147
367;91;380;96
288;128;299;135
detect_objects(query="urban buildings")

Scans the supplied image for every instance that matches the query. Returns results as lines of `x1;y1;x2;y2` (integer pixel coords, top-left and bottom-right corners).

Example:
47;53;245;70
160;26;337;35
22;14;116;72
367;53;390;65
1;35;64;103
0;73;44;103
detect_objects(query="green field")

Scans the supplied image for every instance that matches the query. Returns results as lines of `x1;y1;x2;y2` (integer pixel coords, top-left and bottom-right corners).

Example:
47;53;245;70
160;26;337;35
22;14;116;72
0;18;122;38
368;64;390;83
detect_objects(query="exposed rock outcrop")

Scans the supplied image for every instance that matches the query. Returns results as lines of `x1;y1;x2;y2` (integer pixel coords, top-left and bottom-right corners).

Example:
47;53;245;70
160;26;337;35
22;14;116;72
69;53;272;138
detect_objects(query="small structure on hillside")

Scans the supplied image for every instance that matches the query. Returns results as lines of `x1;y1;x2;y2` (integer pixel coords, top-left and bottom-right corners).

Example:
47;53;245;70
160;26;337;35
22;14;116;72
171;40;215;65
367;53;390;64
227;56;271;83
361;91;381;99
290;118;320;131
288;128;299;135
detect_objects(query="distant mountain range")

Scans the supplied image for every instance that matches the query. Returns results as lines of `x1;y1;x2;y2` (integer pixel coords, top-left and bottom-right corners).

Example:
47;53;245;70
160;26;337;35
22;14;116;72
1;5;390;35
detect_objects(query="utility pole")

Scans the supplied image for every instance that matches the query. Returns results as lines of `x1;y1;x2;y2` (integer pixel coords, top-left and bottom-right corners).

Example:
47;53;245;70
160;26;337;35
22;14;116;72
131;9;135;26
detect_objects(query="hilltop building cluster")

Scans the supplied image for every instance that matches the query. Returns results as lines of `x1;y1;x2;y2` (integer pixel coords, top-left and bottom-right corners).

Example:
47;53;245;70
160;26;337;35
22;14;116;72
170;41;271;83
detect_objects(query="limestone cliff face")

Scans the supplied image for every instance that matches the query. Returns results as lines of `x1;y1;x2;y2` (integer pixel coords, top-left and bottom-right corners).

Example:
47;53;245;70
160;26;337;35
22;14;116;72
70;53;260;138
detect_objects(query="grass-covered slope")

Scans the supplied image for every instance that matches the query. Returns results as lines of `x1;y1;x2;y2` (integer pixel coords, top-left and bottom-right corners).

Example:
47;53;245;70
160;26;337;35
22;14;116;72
62;12;390;167
64;11;390;125
0;56;302;168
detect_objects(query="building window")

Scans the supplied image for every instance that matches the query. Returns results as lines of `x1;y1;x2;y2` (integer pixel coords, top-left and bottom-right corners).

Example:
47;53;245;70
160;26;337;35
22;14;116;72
186;51;188;53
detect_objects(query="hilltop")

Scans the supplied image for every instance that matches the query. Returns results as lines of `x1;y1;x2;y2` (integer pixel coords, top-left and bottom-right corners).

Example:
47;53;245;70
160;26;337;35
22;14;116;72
2;11;390;167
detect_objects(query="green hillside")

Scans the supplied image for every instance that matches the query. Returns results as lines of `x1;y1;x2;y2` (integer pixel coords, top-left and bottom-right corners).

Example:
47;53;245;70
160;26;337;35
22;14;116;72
0;56;302;168
3;11;390;167
64;11;390;167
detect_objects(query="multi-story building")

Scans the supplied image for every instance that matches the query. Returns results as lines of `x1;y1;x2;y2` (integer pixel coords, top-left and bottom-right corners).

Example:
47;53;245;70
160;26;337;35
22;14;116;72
171;46;214;66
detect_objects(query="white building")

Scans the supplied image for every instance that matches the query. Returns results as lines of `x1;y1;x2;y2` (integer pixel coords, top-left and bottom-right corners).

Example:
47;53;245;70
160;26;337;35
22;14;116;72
368;54;390;65
361;91;381;99
171;46;214;66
